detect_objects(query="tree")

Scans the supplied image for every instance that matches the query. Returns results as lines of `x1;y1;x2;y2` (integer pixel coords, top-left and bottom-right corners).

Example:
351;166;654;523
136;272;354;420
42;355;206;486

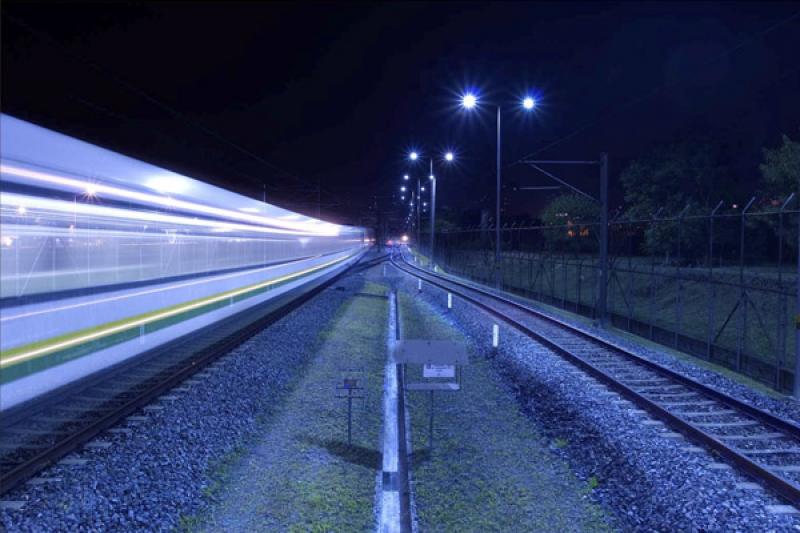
760;133;800;196
619;142;727;261
620;142;725;218
540;194;600;250
759;133;800;256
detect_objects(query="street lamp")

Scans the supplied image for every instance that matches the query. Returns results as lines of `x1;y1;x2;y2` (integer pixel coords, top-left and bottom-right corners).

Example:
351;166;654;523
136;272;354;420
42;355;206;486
460;90;536;287
407;149;455;266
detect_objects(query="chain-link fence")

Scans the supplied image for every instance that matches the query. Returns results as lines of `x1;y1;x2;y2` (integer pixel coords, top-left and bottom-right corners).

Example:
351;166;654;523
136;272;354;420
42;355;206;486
418;196;799;393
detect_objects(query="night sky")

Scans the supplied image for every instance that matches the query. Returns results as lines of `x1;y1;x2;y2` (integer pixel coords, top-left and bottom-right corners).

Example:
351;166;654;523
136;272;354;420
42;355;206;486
2;2;799;228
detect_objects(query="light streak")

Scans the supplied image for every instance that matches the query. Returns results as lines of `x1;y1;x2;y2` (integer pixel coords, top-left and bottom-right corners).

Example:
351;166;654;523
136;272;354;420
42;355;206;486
1;192;316;237
0;254;319;322
0;253;354;368
0;164;343;236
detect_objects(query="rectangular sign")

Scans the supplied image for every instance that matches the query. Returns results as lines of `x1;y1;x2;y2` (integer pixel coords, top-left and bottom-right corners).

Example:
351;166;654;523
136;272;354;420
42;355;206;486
423;364;455;378
394;340;468;365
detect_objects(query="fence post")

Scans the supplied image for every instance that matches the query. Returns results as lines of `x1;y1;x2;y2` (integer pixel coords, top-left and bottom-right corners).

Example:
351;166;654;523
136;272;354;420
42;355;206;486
597;152;609;327
736;197;757;372
648;207;664;341
675;204;690;349
706;200;724;362
795;202;800;397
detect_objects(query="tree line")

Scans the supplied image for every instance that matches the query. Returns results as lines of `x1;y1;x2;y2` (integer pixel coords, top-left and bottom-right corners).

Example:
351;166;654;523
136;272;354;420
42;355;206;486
539;133;800;264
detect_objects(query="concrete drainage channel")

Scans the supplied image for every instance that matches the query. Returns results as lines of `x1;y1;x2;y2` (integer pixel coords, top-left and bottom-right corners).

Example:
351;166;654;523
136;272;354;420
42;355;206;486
377;288;413;533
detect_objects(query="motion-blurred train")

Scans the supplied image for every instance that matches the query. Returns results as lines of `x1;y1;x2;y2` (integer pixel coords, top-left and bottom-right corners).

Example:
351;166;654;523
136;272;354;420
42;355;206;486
0;114;368;410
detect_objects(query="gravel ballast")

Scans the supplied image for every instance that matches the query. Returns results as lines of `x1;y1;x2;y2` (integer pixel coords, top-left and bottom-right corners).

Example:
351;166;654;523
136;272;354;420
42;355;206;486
396;260;800;532
0;265;377;532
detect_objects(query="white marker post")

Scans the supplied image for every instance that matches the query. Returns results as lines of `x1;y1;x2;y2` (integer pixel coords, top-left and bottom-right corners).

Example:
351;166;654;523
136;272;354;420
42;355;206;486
447;293;453;310
417;279;422;292
492;324;500;349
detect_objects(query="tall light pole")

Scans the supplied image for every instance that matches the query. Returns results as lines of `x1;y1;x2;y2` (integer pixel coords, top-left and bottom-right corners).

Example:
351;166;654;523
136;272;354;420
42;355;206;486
429;158;435;267
407;149;455;265
461;92;536;287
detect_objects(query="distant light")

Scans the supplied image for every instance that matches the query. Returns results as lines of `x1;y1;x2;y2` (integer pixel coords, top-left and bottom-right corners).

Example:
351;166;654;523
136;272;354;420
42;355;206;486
423;202;428;207
400;186;406;192
401;196;405;200
16;206;27;215
85;186;97;197
1;236;13;247
732;203;739;209
409;151;419;161
462;93;477;109
445;152;454;161
522;96;535;110
403;174;409;180
421;186;425;192
401;235;409;242
429;174;434;180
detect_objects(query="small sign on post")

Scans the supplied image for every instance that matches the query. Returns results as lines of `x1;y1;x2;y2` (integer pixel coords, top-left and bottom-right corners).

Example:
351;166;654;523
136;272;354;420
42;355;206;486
335;376;364;446
395;340;467;449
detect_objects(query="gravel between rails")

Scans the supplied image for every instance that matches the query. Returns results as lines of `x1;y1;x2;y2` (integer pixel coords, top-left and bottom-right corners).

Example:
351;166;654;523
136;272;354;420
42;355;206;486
0;268;373;533
394;264;800;532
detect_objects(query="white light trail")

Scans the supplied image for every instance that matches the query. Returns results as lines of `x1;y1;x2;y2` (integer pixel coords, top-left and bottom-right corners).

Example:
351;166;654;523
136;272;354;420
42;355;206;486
0;253;353;368
0;164;342;236
0;254;318;323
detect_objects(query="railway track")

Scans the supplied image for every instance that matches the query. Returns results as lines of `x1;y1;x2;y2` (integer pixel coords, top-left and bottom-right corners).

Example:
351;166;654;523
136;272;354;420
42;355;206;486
0;252;382;496
392;252;800;508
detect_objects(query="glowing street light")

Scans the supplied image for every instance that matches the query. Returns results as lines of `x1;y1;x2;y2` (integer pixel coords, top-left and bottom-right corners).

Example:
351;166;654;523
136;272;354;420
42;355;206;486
409;151;419;161
400;186;406;192
445;151;454;162
523;96;536;110
404;174;409;180
462;93;477;109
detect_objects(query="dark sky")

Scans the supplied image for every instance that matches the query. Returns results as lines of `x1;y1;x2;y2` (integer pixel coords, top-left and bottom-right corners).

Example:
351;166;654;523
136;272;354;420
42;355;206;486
2;1;799;227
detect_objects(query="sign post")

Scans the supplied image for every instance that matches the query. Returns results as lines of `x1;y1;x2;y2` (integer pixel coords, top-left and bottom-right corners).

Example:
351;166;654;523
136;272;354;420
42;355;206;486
336;377;364;445
394;340;467;450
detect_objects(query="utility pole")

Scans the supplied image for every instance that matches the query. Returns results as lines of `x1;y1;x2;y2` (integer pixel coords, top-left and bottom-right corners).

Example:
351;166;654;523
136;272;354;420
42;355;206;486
598;152;609;326
795;206;800;397
495;106;502;288
519;152;610;327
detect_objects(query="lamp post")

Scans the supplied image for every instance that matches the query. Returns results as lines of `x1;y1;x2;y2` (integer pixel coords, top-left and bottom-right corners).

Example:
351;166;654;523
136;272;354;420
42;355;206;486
461;92;536;287
406;150;455;266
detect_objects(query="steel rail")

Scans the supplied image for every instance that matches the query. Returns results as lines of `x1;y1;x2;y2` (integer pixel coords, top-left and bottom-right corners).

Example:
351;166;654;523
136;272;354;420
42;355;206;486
0;251;378;495
392;252;800;508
